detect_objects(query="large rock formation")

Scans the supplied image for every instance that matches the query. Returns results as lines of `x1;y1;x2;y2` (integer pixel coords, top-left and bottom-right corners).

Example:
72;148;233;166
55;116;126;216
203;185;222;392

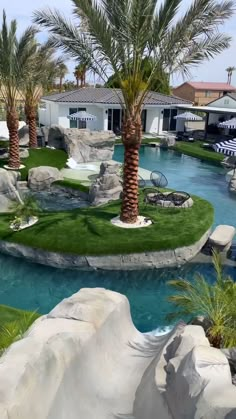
89;161;122;205
28;166;63;191
0;168;23;212
47;125;65;149
229;172;236;194
0;289;236;419
64;129;116;162
18;125;29;146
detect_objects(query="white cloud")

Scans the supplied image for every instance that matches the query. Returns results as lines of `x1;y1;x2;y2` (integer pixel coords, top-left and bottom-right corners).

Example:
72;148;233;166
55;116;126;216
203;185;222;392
1;0;236;86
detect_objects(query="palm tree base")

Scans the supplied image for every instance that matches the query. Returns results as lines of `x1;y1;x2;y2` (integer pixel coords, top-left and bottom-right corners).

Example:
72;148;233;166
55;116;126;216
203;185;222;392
4;164;25;170
111;215;152;229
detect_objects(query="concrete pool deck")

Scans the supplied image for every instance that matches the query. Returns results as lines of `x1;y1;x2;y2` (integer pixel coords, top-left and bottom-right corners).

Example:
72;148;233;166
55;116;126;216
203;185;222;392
61;160;152;184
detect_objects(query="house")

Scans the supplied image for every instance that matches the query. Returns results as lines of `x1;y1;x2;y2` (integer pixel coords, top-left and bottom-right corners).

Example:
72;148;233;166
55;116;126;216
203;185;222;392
39;87;191;135
172;82;236;106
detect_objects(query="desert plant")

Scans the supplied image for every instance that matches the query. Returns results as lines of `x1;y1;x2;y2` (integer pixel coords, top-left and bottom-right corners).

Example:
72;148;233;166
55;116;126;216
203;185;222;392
0;311;38;355
11;194;41;223
168;250;236;348
34;0;234;223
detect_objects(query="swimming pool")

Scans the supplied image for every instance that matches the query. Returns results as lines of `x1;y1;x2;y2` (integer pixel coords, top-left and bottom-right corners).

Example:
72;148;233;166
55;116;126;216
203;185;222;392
114;145;236;227
0;146;235;333
0;252;235;332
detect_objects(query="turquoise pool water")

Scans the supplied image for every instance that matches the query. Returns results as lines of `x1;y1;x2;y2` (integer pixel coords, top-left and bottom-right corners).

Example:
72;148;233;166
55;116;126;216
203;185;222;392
0;146;235;333
114;145;236;227
0;253;235;332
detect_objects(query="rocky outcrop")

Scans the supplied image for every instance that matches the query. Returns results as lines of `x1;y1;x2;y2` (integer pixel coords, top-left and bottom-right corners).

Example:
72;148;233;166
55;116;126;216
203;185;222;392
89;161;122;205
28;166;63;191
229;172;236;194
0;228;211;270
18;125;29;146
0;289;236;419
160;135;176;148
0;168;23;212
47;125;65;149
64;129;116;162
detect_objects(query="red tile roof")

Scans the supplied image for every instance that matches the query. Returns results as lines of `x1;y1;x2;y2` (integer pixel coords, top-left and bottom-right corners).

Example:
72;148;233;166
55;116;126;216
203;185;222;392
182;82;236;91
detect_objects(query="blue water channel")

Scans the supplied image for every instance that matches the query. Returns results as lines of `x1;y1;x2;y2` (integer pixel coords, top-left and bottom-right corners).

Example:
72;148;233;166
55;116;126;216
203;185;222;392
0;146;235;332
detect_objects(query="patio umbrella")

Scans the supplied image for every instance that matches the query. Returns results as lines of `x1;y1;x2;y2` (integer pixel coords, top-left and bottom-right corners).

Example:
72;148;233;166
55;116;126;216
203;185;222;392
174;112;203;121
218;118;236;129
67;111;97;121
213;138;236;156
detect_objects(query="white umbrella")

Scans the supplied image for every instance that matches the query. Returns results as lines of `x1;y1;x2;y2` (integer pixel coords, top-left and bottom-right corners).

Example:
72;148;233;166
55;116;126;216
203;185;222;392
174;112;203;121
67;111;97;121
213;139;236;156
218;118;236;129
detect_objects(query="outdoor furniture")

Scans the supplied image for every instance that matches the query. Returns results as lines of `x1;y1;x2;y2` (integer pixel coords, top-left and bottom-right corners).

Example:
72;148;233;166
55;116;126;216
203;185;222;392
166;191;191;207
175;131;184;141
138;175;146;189
150;170;168;189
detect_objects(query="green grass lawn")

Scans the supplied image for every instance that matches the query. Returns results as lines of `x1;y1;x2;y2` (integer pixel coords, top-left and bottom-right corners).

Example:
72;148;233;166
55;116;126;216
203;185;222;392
0;192;214;255
172;141;224;164
0;148;68;180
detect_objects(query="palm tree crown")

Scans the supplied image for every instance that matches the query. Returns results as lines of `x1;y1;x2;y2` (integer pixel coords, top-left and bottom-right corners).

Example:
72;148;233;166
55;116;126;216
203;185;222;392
34;0;234;223
226;66;236;84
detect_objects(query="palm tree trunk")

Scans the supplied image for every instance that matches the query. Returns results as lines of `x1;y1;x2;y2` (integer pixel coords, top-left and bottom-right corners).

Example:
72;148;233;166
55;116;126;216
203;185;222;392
76;77;79;88
120;113;142;223
25;104;38;148
59;77;63;92
6;108;20;169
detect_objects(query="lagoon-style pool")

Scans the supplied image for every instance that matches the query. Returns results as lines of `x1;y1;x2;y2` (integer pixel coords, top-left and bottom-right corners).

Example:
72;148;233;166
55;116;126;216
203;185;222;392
114;145;236;227
0;146;235;332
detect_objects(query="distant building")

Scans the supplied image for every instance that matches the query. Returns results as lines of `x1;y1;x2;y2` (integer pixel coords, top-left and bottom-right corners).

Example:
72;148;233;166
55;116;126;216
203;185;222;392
172;82;236;106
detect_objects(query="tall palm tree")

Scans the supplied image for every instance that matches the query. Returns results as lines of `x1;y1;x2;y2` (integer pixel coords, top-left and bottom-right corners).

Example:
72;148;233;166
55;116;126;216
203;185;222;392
23;44;63;148
57;62;68;92
74;62;87;88
226;66;236;84
0;11;37;168
34;0;234;223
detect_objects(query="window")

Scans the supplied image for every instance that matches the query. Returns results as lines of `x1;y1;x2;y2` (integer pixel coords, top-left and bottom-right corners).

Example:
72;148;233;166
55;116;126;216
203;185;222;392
69;108;78;128
205;91;211;98
224;99;230;105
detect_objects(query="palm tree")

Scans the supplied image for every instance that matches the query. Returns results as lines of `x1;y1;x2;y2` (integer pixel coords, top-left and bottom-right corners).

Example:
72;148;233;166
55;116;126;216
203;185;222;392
226;66;236;84
23;43;62;148
74;63;87;88
57;62;68;92
0;11;37;169
34;0;234;223
167;251;236;348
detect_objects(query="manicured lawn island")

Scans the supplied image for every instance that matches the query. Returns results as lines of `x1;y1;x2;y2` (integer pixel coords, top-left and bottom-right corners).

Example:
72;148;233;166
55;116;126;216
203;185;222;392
0;193;214;256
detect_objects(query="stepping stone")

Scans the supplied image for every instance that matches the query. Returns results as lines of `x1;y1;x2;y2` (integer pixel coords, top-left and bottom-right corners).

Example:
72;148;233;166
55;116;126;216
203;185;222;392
209;225;236;251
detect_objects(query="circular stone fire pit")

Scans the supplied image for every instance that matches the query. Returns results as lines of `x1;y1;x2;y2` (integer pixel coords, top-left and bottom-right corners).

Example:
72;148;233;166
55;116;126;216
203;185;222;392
147;192;193;208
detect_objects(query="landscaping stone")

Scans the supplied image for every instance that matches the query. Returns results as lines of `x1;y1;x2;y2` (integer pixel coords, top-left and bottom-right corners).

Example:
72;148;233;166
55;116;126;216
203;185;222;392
64;129;116;162
89;161;122;205
18;125;29;146
221;348;236;386
0;148;29;160
229;172;236;194
28;166;63;191
0;168;23;212
209;225;236;251
160;135;176;148
47;125;65;149
0;228;211;270
0;289;236;419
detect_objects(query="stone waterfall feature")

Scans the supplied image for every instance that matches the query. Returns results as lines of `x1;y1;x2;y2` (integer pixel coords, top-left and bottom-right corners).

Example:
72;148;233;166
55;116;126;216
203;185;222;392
89;161;122;205
0;288;236;419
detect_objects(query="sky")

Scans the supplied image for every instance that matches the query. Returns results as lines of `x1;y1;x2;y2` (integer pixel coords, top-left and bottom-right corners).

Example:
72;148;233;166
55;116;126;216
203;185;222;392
1;0;236;87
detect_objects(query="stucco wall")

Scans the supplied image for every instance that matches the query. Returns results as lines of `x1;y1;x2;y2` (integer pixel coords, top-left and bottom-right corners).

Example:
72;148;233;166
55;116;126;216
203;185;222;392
58;104;104;130
208;95;236;109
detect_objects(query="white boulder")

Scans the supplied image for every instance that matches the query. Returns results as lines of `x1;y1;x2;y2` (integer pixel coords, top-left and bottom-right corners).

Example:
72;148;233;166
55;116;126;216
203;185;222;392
89;161;122;205
0;290;236;419
0;168;23;212
28;166;63;191
209;225;236;251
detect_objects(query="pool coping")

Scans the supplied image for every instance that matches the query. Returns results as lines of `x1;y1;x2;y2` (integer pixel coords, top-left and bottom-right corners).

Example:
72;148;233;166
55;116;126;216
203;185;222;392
0;228;211;270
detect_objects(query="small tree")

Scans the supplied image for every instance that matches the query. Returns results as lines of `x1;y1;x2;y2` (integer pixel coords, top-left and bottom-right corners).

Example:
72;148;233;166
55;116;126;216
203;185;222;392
226;66;236;84
168;251;236;348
